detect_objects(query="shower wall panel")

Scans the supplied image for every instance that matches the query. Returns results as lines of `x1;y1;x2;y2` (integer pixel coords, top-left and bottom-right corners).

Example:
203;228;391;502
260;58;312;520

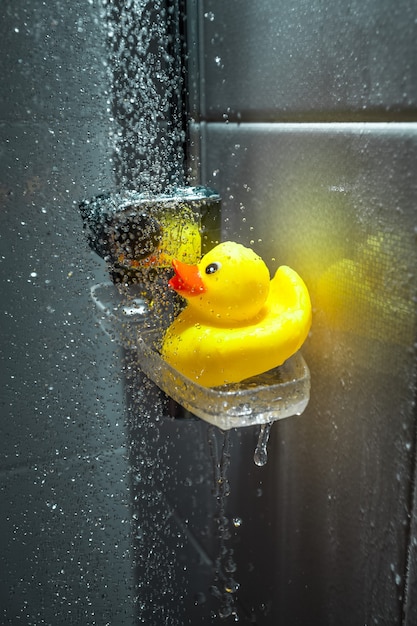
188;0;417;624
195;0;417;122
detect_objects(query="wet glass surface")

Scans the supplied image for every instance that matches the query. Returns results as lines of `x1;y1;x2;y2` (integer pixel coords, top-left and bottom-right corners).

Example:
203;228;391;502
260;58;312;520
1;1;417;625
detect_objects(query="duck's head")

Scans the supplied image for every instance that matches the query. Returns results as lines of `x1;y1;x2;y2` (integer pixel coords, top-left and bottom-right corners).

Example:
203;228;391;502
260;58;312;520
168;241;270;323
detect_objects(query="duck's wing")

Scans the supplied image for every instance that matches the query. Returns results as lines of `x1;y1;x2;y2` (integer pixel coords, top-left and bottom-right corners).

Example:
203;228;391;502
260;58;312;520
269;266;311;315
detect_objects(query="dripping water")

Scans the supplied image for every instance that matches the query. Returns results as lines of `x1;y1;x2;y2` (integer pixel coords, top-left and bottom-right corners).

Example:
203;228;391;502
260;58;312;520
207;427;240;622
254;421;273;466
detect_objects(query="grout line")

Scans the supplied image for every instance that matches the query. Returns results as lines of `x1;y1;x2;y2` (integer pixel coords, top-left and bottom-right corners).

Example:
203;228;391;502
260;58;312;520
198;120;417;132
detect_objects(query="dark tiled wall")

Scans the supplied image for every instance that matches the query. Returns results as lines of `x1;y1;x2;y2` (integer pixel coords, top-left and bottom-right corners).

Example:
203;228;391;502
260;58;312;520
188;1;417;624
196;0;417;122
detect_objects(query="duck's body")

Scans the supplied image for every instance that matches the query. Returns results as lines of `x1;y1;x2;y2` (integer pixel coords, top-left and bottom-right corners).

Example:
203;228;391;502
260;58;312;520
161;242;311;388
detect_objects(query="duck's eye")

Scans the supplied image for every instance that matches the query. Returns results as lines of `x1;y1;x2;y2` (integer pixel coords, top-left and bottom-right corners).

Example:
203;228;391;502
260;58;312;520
205;262;221;275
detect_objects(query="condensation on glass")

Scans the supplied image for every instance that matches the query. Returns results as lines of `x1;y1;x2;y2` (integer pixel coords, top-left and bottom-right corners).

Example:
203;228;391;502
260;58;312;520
1;1;417;625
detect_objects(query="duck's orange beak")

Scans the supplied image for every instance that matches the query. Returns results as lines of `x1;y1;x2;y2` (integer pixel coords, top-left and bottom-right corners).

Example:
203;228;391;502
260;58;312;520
169;259;206;296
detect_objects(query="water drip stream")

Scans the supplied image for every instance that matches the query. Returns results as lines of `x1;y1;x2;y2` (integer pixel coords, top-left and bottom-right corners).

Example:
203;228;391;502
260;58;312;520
207;427;240;621
254;422;273;467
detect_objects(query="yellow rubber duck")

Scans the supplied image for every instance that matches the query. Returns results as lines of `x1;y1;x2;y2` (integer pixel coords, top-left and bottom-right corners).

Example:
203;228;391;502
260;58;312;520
161;241;312;387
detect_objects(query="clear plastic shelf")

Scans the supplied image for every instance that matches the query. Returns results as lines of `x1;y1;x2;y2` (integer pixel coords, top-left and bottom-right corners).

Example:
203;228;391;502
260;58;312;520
91;282;310;430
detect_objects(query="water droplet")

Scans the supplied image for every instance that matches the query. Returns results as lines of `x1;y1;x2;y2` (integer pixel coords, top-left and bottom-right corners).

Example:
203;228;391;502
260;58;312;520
254;422;273;466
